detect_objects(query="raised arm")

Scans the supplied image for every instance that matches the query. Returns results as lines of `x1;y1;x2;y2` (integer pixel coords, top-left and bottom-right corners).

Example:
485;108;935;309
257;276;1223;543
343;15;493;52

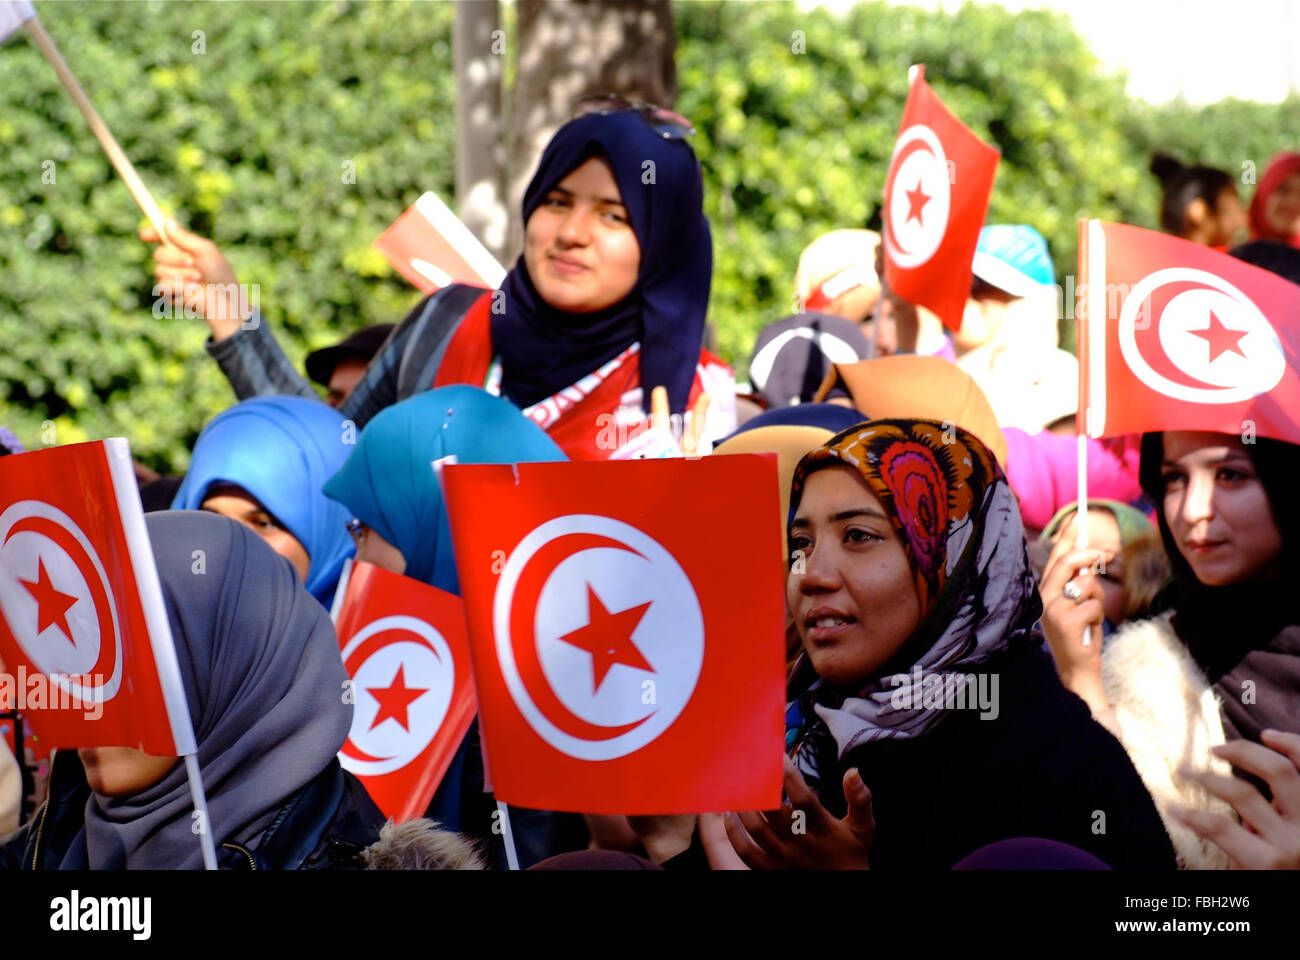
142;219;316;402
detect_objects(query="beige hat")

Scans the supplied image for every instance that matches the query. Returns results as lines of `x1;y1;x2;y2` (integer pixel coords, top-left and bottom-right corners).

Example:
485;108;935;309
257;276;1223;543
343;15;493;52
793;229;881;321
813;354;1008;466
712;425;836;563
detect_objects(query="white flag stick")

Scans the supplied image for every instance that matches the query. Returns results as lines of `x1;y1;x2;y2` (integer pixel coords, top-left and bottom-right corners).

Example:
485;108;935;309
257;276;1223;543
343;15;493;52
23;17;170;241
495;799;520;871
105;438;214;868
1076;220;1107;648
184;754;218;870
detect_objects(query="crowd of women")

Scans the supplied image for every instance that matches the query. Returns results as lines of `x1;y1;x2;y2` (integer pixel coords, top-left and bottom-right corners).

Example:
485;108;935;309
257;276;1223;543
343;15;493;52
1;99;1299;870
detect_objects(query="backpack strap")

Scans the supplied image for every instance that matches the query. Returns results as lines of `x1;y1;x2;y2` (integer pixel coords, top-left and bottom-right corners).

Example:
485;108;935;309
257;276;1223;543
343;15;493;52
393;284;491;402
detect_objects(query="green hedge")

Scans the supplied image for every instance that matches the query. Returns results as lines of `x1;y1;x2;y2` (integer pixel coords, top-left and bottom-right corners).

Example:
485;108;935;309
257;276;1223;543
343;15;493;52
1;0;457;470
1;1;1296;472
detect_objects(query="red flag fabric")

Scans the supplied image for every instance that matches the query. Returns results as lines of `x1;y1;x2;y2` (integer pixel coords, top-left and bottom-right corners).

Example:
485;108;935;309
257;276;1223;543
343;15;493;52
372;191;506;294
442;457;787;814
0;439;195;754
882;65;1000;331
1078;220;1300;443
333;560;477;822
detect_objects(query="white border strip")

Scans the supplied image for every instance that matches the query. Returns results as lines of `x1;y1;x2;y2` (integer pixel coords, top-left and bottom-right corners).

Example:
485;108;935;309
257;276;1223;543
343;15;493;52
415;191;507;289
104;437;197;755
1086;220;1107;439
329;556;354;627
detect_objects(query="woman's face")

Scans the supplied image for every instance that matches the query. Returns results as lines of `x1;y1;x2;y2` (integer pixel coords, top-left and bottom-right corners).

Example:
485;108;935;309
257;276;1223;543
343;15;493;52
524;155;642;313
1263;172;1300;238
1210;186;1248;247
201;485;310;582
351;522;406;576
78;746;178;797
1160;431;1283;587
787;465;922;687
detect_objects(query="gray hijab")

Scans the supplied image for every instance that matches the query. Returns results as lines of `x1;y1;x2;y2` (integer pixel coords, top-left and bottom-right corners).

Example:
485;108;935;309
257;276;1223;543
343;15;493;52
68;511;352;869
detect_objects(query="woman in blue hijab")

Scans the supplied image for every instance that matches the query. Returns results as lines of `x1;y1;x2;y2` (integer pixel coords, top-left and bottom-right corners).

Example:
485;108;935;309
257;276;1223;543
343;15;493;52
323;384;566;592
171;396;354;607
323;385;577;865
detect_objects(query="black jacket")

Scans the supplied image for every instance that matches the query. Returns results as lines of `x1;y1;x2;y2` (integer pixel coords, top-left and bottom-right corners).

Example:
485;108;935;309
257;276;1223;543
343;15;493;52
803;642;1178;870
0;750;388;870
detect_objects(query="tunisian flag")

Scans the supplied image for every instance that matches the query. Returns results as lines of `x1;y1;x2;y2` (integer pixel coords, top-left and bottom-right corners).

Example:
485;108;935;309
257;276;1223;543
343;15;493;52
441;457;787;814
332;560;477;822
373;190;506;294
882;65;1000;331
0;439;195;754
1078;220;1300;442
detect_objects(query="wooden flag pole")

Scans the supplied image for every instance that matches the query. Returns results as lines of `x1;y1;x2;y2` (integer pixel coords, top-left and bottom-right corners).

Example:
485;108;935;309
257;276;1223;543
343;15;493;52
23;17;170;241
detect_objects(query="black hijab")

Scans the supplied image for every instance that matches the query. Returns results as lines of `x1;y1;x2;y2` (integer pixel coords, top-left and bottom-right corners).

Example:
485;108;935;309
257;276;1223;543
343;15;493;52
492;111;712;415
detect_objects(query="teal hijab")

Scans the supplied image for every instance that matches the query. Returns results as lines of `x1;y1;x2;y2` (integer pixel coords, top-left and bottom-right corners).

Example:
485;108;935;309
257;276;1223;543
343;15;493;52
323;385;567;591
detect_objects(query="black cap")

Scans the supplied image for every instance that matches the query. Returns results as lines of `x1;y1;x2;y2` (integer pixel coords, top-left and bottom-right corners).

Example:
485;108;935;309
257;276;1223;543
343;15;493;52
305;324;396;386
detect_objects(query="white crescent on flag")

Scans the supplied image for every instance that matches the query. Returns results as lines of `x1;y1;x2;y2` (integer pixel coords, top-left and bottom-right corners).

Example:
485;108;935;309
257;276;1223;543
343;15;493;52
0;499;124;704
883;124;952;270
0;1;35;46
339;615;456;777
493;514;704;761
1118;267;1287;405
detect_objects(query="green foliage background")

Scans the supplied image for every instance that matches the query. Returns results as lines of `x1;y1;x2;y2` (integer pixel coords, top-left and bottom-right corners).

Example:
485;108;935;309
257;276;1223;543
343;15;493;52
1;0;1296;472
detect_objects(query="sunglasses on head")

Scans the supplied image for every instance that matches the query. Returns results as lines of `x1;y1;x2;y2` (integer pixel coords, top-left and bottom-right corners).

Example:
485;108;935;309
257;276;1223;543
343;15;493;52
571;94;696;140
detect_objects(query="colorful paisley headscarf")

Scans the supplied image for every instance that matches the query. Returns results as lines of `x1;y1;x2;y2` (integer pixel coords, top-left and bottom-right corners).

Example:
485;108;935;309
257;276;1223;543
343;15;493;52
784;419;1042;784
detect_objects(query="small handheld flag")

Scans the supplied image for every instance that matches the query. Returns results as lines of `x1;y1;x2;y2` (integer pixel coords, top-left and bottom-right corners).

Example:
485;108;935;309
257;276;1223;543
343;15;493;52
0;439;214;866
882;65;1000;331
331;560;477;823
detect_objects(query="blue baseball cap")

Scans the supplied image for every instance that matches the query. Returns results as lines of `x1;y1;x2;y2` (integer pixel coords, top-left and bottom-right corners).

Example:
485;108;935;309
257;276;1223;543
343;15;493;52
971;225;1055;296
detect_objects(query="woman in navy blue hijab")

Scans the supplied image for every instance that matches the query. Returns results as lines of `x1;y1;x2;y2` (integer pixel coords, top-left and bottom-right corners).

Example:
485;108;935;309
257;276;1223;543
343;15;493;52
172;396;354;607
491;107;713;420
157;106;726;459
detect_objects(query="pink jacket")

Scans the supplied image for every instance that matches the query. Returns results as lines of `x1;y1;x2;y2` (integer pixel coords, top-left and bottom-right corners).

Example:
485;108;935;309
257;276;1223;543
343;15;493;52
1003;428;1146;534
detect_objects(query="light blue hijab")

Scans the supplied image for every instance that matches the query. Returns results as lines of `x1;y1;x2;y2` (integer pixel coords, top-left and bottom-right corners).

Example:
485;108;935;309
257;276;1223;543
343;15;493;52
323;385;567;591
172;396;355;606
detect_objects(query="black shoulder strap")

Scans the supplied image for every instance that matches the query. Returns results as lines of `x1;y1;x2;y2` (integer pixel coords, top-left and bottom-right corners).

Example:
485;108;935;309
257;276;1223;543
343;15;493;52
394;283;489;402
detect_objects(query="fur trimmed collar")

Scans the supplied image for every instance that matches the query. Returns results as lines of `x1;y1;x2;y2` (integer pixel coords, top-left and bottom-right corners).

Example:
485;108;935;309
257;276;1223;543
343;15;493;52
1101;613;1235;870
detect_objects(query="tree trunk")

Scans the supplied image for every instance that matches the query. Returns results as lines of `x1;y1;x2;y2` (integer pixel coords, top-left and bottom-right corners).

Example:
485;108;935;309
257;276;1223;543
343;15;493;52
453;0;508;263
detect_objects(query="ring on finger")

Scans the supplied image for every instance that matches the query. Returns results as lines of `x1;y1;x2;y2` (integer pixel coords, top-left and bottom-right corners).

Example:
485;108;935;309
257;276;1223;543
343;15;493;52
1063;580;1082;602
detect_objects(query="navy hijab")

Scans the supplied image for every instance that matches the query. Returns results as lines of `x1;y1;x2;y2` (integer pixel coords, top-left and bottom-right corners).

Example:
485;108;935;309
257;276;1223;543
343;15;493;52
493;110;712;415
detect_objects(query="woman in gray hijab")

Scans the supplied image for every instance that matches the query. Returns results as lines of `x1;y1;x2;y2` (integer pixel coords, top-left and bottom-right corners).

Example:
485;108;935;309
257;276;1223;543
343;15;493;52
1;511;482;870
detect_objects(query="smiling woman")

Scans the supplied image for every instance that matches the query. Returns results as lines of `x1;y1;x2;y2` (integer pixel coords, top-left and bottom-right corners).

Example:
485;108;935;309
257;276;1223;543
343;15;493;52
720;419;1175;870
148;108;736;459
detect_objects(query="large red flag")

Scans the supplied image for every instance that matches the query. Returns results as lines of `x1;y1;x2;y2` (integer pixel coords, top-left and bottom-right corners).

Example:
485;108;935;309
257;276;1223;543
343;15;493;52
442;457;787;815
882;65;1000;331
333;560;477;822
1078;220;1300;443
0;439;195;754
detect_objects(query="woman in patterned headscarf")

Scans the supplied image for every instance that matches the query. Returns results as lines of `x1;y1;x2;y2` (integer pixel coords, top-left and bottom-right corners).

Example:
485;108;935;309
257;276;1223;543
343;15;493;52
719;419;1176;870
